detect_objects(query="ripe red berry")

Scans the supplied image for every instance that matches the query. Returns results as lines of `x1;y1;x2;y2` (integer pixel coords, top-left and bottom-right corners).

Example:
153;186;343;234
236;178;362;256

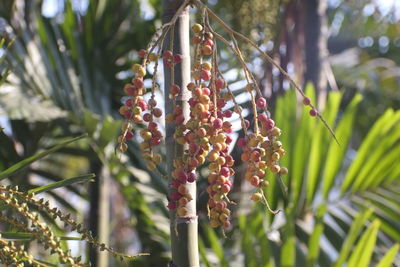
171;192;181;201
138;49;147;58
148;99;157;107
124;98;133;107
167;201;177;210
215;78;226;90
187;172;197;183
223;110;232;118
303;97;311;105
133;77;144;88
264;119;275;130
137;100;147;111
171;84;180;95
143;113;151;122
202;87;211;96
173;54;183;63
309;109;318;117
163;50;173;59
212;118;223;129
256;97;267;108
203;39;214;47
153;108;162;118
201;70;211;81
125;131;134;139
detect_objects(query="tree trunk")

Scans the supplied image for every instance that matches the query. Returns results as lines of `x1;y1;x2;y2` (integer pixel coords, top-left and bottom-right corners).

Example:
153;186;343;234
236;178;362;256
304;0;329;107
162;1;200;267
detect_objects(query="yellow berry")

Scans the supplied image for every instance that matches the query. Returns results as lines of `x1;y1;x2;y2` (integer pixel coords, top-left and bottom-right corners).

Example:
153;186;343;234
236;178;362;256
136;66;146;77
210;219;220;228
140;142;150;150
153;153;162;164
192;23;203;34
279;167;288;175
148;53;158;61
271;165;281;174
251;192;262;202
147;162;156;171
132;64;141;73
201;62;212;71
177;207;188;217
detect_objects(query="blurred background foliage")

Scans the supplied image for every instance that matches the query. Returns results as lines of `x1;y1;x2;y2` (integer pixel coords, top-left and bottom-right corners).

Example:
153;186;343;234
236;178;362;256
0;0;399;266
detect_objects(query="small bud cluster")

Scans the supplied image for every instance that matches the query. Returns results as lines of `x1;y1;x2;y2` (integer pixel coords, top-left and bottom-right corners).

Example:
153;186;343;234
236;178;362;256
0;187;85;266
0;186;147;264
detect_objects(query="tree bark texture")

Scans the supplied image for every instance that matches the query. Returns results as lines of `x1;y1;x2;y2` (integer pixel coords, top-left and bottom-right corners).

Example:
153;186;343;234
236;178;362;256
304;0;329;106
162;1;200;267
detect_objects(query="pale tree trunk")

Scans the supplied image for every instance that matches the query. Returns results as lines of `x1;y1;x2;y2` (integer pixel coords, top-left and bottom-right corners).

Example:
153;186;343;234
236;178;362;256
162;1;200;267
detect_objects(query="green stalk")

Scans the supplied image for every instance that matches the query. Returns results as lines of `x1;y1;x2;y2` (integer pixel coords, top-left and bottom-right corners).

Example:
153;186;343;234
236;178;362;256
162;1;199;266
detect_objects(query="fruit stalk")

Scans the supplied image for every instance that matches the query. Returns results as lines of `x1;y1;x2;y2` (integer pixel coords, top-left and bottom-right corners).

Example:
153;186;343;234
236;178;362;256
162;1;199;267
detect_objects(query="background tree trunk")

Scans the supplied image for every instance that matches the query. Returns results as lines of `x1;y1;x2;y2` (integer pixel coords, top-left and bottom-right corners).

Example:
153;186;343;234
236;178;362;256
304;0;329;106
162;1;200;267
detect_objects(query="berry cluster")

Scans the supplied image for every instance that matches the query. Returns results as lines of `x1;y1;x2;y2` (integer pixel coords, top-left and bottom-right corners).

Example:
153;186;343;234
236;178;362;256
117;11;331;229
165;24;236;229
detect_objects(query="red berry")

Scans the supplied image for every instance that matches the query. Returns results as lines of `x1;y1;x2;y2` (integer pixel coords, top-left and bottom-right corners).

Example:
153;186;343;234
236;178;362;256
138;49;147;58
202;87;211;96
167;201;177;210
221;167;230;177
143;113;151;122
175;114;185;124
223;110;232;118
124;111;132;120
303;97;311;105
187;82;196;91
173;54;183;63
125;87;137;96
221;184;230;193
150;138;161;146
133;77;144;88
137;100;147;111
256;97;267;108
212;118;223;129
148;122;158;130
215;78;226;89
171;84;180;95
309;109;318;117
177;171;188;183
125;131;134;139
264;119;275;130
188;98;197;107
148;99;157;107
153;108;162;118
201;70;211;81
203;39;214;47
237;138;246;147
163;50;173;59
125;98;133;107
187;172;197;183
174;105;183;115
217;98;226;108
170;180;180;189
